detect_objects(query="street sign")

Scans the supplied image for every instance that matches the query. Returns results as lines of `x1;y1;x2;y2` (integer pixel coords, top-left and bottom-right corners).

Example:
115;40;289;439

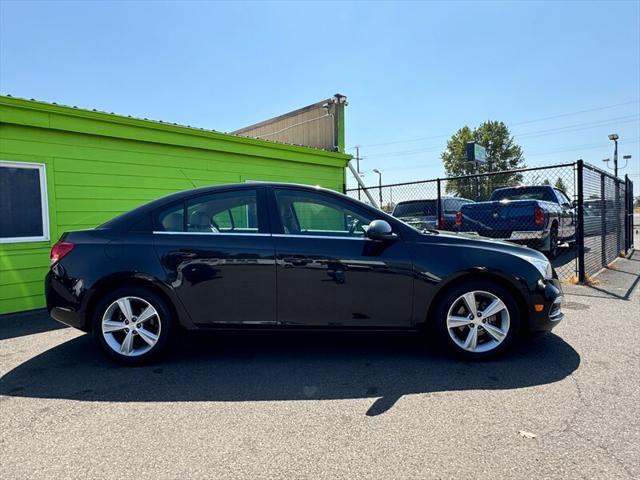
466;142;487;163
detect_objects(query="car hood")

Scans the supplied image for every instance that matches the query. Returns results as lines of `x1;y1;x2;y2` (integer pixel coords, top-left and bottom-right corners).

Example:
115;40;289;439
419;230;548;261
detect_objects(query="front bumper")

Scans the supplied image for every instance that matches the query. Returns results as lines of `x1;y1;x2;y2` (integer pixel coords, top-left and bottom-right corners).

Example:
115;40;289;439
528;278;564;332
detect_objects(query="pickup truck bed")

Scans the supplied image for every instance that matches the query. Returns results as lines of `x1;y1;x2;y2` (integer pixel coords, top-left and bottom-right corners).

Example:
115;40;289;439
458;186;576;257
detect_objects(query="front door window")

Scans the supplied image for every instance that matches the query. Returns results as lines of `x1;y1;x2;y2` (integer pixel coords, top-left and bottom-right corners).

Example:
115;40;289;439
274;189;374;237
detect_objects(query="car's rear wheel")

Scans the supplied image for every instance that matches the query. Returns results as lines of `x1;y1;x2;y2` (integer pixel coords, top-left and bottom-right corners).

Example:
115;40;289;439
433;280;520;360
92;287;173;365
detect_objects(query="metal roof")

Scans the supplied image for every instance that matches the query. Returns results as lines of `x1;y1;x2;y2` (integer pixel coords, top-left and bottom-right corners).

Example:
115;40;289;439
0;94;341;153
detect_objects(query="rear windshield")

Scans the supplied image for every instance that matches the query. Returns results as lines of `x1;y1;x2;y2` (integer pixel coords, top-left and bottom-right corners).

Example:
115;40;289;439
393;200;436;217
490;187;555;202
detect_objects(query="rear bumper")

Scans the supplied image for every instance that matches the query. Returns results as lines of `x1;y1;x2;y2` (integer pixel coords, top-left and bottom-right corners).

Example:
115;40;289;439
509;229;549;240
45;270;89;331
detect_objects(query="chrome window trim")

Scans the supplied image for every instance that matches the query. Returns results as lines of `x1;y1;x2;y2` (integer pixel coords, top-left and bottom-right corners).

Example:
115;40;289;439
153;231;271;237
272;234;368;241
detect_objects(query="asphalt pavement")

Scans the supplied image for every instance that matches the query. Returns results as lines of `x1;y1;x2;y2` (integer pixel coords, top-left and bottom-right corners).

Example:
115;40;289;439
1;253;639;479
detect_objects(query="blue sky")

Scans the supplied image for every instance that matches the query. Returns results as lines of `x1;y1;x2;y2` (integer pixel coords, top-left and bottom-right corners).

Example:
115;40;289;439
1;0;638;187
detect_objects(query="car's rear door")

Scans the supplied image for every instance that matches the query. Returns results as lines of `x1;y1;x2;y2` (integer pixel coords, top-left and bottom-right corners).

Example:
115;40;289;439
153;187;276;325
269;187;414;327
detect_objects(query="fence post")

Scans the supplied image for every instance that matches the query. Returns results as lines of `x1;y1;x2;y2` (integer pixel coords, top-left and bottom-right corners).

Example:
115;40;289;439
576;160;586;283
615;180;621;255
436;178;442;228
625;175;632;252
600;173;606;267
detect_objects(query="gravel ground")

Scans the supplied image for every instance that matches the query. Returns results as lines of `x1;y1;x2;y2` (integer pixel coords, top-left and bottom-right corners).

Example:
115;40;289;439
1;253;639;479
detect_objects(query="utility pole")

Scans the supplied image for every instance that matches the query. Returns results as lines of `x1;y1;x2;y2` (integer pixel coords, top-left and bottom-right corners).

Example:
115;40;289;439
355;146;361;200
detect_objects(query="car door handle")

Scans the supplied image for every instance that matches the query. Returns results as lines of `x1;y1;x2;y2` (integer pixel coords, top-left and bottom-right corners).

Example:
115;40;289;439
174;250;198;259
282;256;309;266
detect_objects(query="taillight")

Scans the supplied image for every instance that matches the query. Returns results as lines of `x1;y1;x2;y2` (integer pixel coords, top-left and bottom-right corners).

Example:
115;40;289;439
534;207;545;225
455;211;463;226
438;217;445;229
50;241;74;266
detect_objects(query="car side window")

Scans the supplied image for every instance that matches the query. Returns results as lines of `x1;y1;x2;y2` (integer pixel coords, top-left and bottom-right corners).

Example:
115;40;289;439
187;190;259;234
275;189;375;237
156;202;185;232
154;190;260;233
555;189;572;207
444;199;458;214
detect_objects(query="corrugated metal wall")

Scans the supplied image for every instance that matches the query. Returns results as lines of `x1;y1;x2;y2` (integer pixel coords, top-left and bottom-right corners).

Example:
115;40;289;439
232;95;346;152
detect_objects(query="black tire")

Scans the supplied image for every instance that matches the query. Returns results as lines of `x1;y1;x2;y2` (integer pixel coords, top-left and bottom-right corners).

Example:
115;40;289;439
92;286;174;365
432;279;521;360
546;224;559;259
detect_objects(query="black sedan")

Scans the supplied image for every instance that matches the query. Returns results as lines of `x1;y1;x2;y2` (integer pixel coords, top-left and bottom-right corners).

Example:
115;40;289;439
46;183;563;364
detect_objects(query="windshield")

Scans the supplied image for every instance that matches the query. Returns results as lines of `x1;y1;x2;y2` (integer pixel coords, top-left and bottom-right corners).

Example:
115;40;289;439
490;187;555;202
392;200;437;217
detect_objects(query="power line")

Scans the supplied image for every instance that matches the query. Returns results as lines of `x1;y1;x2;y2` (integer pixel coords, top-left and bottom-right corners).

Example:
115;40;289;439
510;99;639;126
357;116;639;160
514;115;639;139
372;137;640;173
348;99;640;150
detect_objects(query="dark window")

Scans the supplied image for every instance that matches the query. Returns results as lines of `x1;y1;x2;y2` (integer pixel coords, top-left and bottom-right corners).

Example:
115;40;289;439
392;200;437;218
155;202;185;232
490;187;555;202
555;189;572;207
275;189;375;237
0;163;47;241
444;199;460;214
187;190;259;234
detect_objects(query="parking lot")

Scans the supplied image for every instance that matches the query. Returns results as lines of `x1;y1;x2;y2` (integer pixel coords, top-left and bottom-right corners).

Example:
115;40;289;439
1;253;639;479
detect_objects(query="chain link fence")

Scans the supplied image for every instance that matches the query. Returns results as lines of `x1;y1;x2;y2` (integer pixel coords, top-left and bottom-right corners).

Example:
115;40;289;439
347;161;634;282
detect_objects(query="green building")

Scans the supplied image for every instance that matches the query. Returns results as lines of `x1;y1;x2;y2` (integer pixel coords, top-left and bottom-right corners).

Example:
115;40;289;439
0;95;350;315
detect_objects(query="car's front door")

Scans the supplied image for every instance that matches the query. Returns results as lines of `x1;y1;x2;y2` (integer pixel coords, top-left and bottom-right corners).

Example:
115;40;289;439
153;187;276;325
270;187;414;327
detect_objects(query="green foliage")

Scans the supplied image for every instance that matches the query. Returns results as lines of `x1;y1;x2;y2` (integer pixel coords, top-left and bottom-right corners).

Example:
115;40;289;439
542;178;551;186
554;177;568;193
442;121;525;200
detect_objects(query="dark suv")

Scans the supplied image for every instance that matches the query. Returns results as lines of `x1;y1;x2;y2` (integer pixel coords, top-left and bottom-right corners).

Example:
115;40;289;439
392;197;474;231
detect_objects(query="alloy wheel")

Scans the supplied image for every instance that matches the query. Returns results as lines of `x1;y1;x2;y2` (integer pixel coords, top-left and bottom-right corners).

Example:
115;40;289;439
101;296;162;357
446;290;510;353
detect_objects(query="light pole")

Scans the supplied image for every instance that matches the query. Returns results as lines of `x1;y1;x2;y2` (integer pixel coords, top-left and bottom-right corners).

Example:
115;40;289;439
608;133;619;177
373;169;383;208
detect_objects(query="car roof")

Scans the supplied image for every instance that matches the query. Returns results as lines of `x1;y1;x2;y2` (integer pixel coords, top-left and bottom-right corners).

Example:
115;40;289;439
395;197;471;204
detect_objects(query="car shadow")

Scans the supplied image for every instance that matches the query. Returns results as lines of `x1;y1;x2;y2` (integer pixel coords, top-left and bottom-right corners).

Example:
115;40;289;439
0;331;579;416
0;309;67;341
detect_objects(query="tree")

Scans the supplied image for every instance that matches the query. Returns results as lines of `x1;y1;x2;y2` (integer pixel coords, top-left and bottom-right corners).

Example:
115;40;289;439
442;121;525;200
554;177;568;193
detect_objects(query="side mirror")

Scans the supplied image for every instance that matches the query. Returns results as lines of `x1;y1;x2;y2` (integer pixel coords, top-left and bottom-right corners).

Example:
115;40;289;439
366;219;398;241
571;199;578;208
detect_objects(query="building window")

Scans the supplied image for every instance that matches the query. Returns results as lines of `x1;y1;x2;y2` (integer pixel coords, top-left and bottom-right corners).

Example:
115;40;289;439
0;161;50;243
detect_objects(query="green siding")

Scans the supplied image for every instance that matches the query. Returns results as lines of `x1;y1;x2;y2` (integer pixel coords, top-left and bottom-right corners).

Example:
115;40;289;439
0;96;350;315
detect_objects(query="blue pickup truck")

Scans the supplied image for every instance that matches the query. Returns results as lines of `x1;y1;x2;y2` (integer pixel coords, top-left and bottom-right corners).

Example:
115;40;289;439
458;185;575;257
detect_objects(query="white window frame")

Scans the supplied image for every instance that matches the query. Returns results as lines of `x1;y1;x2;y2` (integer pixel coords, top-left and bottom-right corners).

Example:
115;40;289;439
0;160;50;244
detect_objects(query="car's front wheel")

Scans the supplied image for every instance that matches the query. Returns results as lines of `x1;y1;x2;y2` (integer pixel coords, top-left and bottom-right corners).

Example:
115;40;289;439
92;287;173;365
434;280;521;360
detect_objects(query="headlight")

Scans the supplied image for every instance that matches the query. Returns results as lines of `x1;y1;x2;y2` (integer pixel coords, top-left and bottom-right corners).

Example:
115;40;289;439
528;257;553;279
